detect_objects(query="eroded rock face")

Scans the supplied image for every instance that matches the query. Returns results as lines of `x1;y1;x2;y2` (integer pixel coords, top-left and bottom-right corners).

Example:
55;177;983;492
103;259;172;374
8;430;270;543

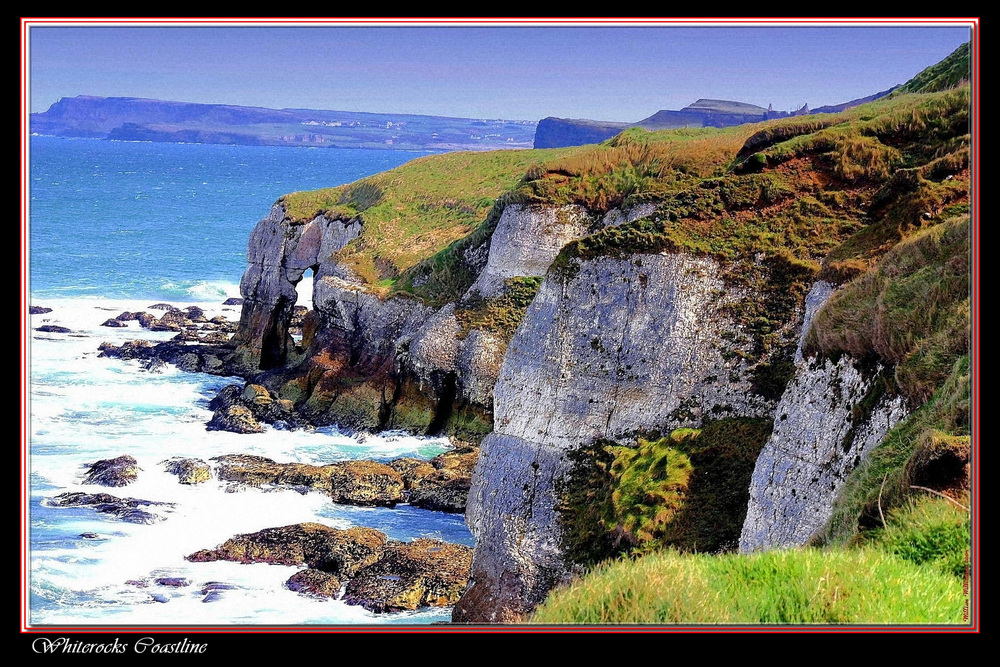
465;204;592;299
456;253;777;622
740;283;909;552
342;539;473;613
231;204;363;371
83;455;140;487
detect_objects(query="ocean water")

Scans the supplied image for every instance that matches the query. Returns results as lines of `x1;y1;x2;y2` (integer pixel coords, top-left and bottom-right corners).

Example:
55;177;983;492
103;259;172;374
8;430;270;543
26;137;474;626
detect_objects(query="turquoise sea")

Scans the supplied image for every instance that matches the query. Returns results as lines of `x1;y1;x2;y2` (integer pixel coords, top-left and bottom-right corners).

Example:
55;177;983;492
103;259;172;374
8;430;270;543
27;137;474;626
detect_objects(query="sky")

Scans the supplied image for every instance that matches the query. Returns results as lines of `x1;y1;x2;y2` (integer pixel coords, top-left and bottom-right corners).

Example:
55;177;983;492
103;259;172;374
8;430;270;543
25;20;974;122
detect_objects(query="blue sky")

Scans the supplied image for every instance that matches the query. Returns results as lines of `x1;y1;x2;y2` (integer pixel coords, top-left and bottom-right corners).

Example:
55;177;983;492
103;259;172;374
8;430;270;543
26;21;973;122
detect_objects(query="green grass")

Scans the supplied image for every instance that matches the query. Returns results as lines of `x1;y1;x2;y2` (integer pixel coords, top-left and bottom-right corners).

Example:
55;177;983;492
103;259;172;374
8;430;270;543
280;149;562;285
863;497;970;578
530;547;965;624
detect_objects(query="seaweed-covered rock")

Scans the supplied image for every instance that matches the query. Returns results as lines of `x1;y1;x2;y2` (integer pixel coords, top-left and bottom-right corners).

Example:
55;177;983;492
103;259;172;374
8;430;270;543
342;539;473;612
326;461;404;506
212;454;333;488
206;405;264;434
409;472;472;513
389;446;479;512
186;523;387;575
98;339;155;360
83;455;140;487
48;492;170;524
286;569;342;598
162;458;212;484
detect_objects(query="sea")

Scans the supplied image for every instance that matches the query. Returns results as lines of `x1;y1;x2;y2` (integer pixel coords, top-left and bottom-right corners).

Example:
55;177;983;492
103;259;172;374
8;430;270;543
26;136;475;627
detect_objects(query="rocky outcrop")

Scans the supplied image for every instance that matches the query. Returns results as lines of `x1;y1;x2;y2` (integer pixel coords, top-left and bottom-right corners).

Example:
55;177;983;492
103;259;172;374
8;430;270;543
47;492;172;524
187;523;387;574
740;282;909;552
342;539;473;612
186;523;472;612
83;455;140;487
161;458;211;485
465;204;593;299
210;454;405;506
455;253;779;622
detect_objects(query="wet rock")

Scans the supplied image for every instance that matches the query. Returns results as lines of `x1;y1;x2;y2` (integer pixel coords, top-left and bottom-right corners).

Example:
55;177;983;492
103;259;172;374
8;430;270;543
222;297;244;306
48;492;170;524
408;472;472;513
101;318;128;328
286;569;342;598
206;405;264;434
99;339;155;360
150;594;170;603
172;330;203;342
201;591;224;603
148;303;180;312
136;312;157;328
389;446;479;513
162;457;211;484
201;582;237;594
186;523;387;576
326;460;404;506
35;325;71;333
388;458;436;488
185;306;206;319
115;311;144;321
30;305;53;314
212;454;332;488
83;455;140;487
79;532;101;540
141;358;166;373
342;539;473;613
155;577;190;587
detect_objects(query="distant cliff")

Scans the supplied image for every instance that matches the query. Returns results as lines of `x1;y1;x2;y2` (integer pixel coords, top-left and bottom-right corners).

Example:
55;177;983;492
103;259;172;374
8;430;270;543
31;95;537;151
534;91;896;149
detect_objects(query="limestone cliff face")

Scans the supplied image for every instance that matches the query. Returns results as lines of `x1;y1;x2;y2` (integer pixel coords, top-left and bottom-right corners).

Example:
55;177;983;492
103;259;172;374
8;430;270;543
406;203;606;411
230;201;624;435
739;283;909;551
232;204;361;371
454;253;777;622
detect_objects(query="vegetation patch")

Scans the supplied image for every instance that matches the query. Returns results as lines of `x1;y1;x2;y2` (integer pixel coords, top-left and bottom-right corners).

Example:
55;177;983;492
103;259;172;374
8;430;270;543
531;547;964;624
805;216;970;404
863;497;970;578
557;418;773;564
822;355;969;544
281;149;561;285
454;276;543;342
